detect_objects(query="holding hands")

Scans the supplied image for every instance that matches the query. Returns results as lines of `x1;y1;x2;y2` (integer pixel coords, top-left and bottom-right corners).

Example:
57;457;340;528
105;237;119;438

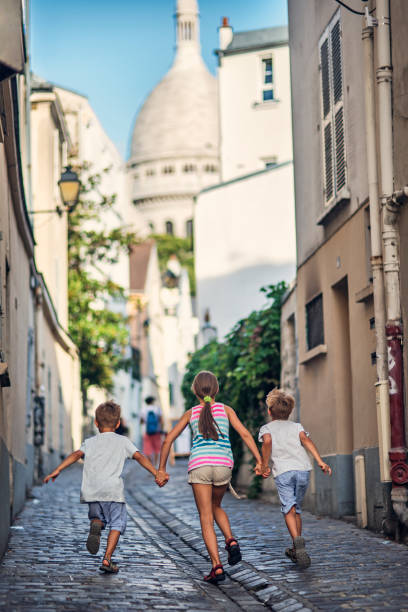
255;463;271;478
155;468;169;487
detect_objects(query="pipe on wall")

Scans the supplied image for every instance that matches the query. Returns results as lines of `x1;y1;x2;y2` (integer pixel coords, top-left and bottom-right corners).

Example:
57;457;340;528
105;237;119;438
375;0;408;528
362;22;390;483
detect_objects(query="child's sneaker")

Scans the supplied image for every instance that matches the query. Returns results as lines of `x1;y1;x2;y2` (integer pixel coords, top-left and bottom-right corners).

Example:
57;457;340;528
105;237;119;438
86;520;103;554
293;536;311;569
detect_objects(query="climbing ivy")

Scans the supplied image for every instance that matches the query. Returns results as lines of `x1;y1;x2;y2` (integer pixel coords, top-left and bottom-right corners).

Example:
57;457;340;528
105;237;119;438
181;281;287;497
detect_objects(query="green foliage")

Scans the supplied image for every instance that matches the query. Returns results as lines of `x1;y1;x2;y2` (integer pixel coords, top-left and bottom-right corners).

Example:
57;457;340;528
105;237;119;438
150;233;195;295
181;281;287;494
68;165;137;402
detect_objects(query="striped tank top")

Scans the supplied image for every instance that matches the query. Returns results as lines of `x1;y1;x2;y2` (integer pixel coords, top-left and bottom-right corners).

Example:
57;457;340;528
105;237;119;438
188;403;234;472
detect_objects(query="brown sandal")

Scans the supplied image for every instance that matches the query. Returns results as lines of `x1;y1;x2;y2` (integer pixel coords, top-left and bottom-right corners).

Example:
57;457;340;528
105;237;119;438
99;557;119;574
204;564;225;584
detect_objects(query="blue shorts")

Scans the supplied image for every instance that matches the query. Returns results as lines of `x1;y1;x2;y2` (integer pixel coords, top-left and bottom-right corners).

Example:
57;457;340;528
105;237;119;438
88;502;127;534
274;470;310;515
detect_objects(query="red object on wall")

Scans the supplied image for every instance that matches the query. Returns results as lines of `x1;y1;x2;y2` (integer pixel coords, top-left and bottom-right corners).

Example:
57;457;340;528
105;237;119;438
386;323;408;485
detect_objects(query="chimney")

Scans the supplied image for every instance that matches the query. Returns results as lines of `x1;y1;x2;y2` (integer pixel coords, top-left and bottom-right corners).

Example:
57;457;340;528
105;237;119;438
219;16;233;50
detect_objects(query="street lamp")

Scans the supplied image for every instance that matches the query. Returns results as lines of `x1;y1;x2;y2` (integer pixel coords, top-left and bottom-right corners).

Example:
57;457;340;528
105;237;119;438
30;165;81;216
58;165;81;212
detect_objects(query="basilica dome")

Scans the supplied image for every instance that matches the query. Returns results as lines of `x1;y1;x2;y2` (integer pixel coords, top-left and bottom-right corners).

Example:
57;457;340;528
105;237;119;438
128;0;220;238
130;6;218;163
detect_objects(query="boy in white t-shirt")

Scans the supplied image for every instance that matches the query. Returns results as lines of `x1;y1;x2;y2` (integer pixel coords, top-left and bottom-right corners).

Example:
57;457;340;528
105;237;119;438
258;389;331;568
44;400;167;574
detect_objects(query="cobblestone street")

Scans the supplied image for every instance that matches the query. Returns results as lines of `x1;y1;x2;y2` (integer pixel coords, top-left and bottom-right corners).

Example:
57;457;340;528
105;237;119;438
1;461;408;611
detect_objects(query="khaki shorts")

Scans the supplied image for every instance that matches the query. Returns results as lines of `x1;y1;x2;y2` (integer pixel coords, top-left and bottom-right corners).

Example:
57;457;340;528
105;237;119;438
188;465;232;486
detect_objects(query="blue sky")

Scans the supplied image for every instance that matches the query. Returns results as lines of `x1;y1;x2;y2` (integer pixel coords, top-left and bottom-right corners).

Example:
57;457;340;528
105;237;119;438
30;0;288;158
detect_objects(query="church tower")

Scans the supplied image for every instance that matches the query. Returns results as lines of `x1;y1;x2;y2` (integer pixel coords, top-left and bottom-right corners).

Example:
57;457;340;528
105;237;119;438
128;0;219;239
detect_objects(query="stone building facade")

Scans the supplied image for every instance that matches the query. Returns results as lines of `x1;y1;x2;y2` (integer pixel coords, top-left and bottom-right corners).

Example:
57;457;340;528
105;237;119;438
282;0;408;537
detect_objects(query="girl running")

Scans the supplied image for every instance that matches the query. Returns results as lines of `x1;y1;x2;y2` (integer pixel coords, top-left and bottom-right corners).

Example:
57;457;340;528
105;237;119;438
156;370;263;584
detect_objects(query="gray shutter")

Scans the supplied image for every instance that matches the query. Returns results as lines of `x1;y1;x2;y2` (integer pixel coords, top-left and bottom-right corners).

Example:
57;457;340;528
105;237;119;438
335;106;346;191
331;21;343;104
320;39;331;119
320;33;334;203
331;19;346;192
324;123;334;201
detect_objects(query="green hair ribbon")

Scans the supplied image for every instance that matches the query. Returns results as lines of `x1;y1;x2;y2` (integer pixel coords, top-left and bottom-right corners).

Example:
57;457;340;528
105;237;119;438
203;396;213;403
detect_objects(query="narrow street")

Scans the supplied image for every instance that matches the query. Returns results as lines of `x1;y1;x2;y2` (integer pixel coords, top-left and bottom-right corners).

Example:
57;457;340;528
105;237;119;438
1;461;408;611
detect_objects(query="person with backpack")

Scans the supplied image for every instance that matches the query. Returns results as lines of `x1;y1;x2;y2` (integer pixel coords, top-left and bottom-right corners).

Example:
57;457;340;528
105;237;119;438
140;396;163;466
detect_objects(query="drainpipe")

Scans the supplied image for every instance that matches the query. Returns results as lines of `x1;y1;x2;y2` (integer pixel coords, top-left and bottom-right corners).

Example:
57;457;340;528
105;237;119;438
375;0;408;529
362;20;390;484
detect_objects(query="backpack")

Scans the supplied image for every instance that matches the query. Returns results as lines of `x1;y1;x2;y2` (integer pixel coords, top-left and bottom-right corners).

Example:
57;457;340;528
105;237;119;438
146;409;159;435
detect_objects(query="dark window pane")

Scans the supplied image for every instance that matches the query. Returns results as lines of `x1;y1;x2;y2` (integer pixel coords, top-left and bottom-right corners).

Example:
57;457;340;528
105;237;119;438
186;219;193;238
306;294;324;350
263;89;274;101
165;221;174;235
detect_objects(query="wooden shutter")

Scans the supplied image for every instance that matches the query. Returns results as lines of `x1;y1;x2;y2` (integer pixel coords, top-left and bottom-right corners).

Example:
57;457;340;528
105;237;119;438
320;35;334;203
319;13;346;205
331;19;346;192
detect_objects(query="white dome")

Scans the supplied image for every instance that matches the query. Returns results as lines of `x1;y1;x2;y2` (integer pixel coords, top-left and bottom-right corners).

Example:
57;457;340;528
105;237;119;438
130;55;218;163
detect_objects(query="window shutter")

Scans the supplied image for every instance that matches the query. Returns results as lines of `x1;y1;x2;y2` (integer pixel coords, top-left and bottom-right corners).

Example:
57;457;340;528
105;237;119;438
331;21;343;104
320;39;331;119
324;123;334;201
335;106;346;191
320;33;334;203
319;13;346;205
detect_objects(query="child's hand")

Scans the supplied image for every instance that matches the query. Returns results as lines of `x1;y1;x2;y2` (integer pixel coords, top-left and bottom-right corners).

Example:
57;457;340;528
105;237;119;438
155;469;169;487
43;469;60;483
261;466;271;478
319;462;332;476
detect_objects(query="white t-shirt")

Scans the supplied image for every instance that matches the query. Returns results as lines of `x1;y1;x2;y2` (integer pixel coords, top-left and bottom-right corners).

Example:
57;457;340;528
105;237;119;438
258;420;312;478
80;432;138;503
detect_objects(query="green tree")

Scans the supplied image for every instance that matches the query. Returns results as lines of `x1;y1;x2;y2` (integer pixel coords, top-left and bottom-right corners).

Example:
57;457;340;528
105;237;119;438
150;233;195;295
182;281;287;496
68;165;137;409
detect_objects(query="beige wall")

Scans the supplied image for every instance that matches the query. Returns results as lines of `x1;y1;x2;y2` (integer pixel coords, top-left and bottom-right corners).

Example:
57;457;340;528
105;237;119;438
296;206;376;455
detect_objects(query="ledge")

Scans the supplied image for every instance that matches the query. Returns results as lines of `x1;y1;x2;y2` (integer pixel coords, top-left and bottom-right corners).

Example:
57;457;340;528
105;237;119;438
299;344;327;365
317;187;351;226
252;99;281;109
355;284;373;303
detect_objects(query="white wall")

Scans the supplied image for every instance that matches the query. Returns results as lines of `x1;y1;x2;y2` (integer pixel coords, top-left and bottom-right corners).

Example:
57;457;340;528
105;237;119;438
195;163;296;339
219;44;292;181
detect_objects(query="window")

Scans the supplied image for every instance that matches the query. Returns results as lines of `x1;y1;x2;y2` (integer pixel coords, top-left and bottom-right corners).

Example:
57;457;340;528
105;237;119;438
264;156;278;169
162;166;175;175
204;164;218;173
306;294;324;350
148;221;155;232
319;13;346;205
183;164;196;173
165;221;174;235
186;219;193;239
146;168;155;177
262;57;274;101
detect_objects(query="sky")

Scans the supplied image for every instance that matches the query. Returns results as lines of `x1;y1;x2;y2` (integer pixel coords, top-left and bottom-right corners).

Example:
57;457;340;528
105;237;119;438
30;0;288;159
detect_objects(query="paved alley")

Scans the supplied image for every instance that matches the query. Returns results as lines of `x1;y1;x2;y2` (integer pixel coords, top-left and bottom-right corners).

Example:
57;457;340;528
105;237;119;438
0;461;408;611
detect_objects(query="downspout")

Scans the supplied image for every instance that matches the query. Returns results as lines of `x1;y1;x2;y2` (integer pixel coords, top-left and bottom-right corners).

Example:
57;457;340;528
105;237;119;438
362;21;390;486
375;0;408;530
